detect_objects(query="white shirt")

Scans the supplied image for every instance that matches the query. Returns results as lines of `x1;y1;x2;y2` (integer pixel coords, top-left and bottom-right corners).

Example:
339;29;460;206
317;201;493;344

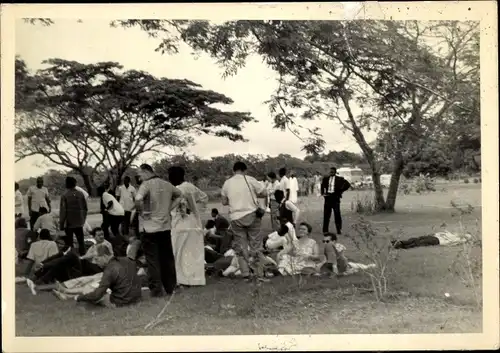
15;190;24;215
267;180;280;201
327;176;336;193
75;186;89;200
116;184;136;212
279;176;290;193
221;174;266;221
102;191;125;216
289;177;299;203
26;186;49;212
435;231;472;246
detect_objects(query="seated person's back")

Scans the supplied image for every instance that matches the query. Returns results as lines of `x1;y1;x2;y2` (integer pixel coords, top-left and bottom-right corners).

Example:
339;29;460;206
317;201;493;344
15;217;38;258
32;207;57;238
27;229;59;268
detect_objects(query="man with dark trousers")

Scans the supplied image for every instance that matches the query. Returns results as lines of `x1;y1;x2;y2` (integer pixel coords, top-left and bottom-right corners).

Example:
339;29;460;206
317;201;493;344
321;167;351;235
59;176;88;255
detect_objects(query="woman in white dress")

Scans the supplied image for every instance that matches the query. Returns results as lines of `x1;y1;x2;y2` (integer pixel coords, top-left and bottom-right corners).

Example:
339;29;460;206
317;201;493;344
314;172;322;197
168;166;208;287
277;222;324;275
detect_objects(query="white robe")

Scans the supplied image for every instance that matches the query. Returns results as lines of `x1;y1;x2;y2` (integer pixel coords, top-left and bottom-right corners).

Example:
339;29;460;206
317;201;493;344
289;177;299;203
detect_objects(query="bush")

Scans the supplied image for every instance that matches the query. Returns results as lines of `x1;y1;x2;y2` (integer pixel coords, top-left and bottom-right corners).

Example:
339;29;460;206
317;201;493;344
350;217;401;301
350;194;376;215
412;174;436;194
205;189;222;202
398;182;412;195
463;178;470;184
473;178;479;184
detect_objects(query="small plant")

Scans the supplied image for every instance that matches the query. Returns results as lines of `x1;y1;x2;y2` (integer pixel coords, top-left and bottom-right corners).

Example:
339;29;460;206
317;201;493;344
350;217;401;301
414;174;436;194
449;201;482;309
350;194;376;215
473;178;479;184
398;182;412;195
463;178;470;184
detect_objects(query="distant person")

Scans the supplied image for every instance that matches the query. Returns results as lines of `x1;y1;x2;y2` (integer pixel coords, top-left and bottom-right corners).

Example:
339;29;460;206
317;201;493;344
15;182;24;218
278;168;290;200
289;171;299;203
314;171;322;196
99;185;126;256
265;172;281;232
392;231;474;250
221;161;268;282
59;176;88;255
135;163;182;297
32;207;57;238
168;166;209;287
26;177;51;230
321;167;351;235
15;217;38;260
116;176;136;238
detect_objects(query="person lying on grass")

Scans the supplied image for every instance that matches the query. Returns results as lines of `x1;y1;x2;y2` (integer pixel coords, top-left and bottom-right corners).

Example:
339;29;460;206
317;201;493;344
25;228;114;290
276;222;325;276
51;244;143;308
322;233;376;276
391;231;474;250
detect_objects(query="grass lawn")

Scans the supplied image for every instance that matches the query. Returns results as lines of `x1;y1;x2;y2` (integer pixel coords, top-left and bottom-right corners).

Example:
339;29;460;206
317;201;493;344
15;184;482;336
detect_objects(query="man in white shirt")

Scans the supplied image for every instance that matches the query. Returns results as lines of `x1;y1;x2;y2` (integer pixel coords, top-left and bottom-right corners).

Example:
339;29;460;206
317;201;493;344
289;171;299;203
26;177;51;230
221;161;268;282
99;185;126;256
15;182;24;218
278;168;290;200
116;176;136;238
135;163;182;297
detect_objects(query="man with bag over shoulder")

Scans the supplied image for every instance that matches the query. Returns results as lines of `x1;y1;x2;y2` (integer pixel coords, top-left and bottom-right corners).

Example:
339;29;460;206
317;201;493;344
221;161;268;283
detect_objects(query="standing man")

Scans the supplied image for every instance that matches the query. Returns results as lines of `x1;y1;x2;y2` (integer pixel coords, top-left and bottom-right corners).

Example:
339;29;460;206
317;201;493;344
99;185;126;256
278;167;290;201
116;176;136;238
135;164;182;297
59;176;88;255
321;167;351;235
27;177;51;230
15;182;24;218
265;172;281;232
221;161;268;282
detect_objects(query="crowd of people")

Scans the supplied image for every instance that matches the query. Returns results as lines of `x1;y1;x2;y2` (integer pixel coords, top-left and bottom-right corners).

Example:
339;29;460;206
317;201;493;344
18;161;475;309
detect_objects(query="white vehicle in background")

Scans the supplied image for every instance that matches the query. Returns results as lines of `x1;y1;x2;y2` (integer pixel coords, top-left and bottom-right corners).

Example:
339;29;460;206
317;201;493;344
380;174;392;188
337;167;364;189
363;175;374;188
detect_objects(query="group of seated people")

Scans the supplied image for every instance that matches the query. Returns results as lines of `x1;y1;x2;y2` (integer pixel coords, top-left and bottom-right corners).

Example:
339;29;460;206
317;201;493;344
201;207;376;278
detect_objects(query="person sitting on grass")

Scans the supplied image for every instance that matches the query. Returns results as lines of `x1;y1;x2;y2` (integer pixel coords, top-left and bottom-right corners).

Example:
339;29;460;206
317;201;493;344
15;217;38;261
392;231;474;250
222;253;278;278
23;229;60;281
52;244;143;308
25;228;114;291
322;233;376;276
264;219;299;256
32;207;57;238
204;208;232;254
276;222;324;276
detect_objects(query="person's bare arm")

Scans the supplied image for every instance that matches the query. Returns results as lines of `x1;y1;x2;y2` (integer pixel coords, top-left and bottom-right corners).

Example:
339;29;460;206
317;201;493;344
45;191;51;213
221;183;229;206
27;188;32;213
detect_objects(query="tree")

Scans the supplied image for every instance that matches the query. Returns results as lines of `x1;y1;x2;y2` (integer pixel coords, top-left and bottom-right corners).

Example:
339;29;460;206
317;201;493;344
115;20;478;211
15;58;254;194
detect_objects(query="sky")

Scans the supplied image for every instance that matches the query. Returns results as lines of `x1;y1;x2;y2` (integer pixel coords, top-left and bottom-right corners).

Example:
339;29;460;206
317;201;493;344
15;19;368;181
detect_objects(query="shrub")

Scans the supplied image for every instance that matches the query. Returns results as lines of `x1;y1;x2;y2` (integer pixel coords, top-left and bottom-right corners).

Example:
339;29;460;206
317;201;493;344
463;178;470;184
413;174;436;194
473;178;479;184
398;182;412;195
350;194;376;215
350;217;401;301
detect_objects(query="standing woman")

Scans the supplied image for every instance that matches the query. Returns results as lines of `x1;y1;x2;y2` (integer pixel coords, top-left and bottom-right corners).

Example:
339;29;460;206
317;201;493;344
168;166;209;287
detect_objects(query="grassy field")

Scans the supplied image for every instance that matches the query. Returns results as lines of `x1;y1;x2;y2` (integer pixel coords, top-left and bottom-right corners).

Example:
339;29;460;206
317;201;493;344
15;184;482;336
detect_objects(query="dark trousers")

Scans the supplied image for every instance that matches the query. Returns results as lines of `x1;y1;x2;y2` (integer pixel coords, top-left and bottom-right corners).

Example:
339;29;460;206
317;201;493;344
101;213;111;241
108;214;126;256
29;211;40;230
141;230;177;296
34;252;101;284
205;247;223;264
64;227;86;255
122;211;132;236
395;235;440;249
323;195;342;234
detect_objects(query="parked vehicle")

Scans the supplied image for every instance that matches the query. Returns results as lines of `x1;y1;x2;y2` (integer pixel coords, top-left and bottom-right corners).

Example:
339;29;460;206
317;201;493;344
337;167;364;187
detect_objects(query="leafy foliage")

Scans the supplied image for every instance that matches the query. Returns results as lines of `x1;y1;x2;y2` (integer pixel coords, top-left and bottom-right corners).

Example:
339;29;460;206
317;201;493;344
15;58;254;192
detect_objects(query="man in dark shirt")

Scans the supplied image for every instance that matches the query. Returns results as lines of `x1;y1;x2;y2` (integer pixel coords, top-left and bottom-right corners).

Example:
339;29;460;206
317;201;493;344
74;252;142;308
60;176;88;255
204;208;232;254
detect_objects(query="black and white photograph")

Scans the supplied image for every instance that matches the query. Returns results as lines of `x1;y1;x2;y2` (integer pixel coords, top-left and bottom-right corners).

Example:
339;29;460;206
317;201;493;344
1;2;498;352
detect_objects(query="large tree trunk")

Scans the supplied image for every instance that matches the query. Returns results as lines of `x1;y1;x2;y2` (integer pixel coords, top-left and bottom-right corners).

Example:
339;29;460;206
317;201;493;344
81;172;96;197
371;169;386;211
384;156;405;212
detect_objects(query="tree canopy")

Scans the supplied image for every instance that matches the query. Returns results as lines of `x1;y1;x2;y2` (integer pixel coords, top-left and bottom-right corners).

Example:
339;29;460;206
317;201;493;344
15;57;254;193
